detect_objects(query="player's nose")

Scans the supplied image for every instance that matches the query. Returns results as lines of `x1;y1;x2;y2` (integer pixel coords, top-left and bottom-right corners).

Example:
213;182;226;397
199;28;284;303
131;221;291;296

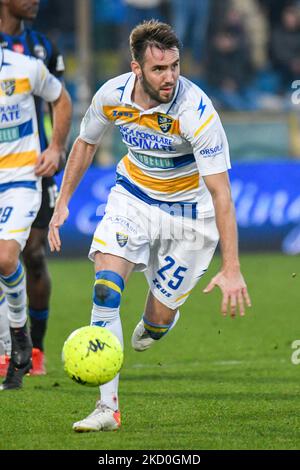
163;69;175;84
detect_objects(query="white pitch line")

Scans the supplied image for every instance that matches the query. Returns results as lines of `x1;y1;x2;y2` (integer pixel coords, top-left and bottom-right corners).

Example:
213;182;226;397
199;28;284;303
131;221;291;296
129;358;288;369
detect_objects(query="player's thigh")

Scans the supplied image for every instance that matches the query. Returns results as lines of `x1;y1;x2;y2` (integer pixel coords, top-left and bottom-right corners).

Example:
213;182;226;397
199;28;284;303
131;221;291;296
144;216;219;310
90;187;153;276
23;227;48;261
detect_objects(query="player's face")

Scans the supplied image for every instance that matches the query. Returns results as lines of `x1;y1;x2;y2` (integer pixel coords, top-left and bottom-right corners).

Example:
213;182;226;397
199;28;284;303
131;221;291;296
8;0;40;21
140;46;180;104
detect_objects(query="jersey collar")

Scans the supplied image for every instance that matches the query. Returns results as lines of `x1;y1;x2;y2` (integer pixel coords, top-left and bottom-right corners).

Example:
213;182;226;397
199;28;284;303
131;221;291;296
121;72;136;105
121;72;180;115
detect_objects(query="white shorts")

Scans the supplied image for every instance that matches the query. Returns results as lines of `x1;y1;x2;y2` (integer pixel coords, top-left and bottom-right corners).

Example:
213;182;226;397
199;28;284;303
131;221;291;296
0;188;41;250
89;185;219;309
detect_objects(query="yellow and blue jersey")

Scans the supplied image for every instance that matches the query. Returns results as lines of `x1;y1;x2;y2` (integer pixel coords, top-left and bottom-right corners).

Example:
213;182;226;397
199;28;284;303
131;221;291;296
0;47;62;190
80;72;231;218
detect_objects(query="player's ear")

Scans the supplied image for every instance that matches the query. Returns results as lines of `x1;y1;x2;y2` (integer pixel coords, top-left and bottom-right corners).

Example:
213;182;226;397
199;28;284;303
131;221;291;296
131;60;142;79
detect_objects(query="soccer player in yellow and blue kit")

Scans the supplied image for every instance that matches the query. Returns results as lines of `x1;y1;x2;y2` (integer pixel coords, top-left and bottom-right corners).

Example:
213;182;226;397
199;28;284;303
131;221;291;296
0;44;71;390
0;0;66;376
49;21;251;431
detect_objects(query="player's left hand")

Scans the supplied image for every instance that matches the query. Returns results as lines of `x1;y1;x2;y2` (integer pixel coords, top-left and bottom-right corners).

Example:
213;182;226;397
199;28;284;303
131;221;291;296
203;270;251;317
35;147;61;177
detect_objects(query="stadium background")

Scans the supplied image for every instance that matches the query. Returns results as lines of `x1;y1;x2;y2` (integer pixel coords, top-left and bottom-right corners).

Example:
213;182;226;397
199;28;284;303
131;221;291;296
1;0;299;451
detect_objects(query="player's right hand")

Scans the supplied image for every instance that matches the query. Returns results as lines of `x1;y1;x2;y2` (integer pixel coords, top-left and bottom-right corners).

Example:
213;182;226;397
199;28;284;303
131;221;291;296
48;205;69;252
203;269;251;317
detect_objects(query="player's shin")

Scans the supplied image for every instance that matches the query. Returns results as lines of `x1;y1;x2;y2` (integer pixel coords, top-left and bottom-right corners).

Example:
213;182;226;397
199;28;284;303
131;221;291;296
0;263;32;388
0;292;11;357
0;262;27;328
91;270;125;411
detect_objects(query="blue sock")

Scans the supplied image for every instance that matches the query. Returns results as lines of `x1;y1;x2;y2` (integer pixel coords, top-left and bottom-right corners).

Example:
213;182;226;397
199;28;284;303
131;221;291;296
29;308;49;351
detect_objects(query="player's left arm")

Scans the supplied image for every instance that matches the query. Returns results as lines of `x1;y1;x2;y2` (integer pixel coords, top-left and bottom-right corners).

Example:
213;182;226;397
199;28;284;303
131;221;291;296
202;171;251;317
180;101;251;317
32;60;72;177
35;87;72;177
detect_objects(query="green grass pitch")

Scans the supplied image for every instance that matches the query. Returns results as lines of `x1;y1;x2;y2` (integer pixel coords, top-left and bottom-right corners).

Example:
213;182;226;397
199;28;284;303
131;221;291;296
0;253;299;450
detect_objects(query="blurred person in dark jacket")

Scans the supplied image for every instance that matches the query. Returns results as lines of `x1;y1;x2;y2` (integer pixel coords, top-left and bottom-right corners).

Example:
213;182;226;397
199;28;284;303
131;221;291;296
205;8;257;110
270;4;300;91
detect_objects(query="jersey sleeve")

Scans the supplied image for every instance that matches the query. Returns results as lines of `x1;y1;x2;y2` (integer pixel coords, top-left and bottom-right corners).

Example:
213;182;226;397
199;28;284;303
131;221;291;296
79;87;113;145
30;58;62;102
47;39;65;78
180;103;231;177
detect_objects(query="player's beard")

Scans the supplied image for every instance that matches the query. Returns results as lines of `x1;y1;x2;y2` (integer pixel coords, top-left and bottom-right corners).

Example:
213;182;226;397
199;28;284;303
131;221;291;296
140;70;176;104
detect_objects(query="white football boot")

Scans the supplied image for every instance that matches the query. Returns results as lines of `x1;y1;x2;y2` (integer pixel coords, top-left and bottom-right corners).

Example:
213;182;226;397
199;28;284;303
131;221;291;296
131;320;156;352
131;312;180;352
73;401;121;432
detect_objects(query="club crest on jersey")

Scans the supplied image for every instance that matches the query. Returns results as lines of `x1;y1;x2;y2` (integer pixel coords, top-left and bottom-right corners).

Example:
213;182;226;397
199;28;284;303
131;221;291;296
1;80;16;96
116;232;128;247
157;114;173;133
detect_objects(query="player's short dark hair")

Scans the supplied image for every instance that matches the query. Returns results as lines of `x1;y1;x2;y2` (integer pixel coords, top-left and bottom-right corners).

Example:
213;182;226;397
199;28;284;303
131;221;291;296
129;20;181;66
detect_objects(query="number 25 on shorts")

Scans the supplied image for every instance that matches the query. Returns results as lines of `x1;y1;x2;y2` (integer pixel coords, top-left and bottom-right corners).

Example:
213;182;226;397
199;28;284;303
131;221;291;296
157;256;187;291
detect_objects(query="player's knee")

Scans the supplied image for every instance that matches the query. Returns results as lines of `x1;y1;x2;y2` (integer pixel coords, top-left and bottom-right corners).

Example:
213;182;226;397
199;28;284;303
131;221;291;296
23;247;46;278
0;251;18;277
93;270;125;308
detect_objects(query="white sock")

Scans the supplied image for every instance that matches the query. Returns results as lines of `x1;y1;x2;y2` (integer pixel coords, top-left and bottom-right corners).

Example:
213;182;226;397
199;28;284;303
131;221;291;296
91;304;123;412
0;262;27;328
0;291;11;356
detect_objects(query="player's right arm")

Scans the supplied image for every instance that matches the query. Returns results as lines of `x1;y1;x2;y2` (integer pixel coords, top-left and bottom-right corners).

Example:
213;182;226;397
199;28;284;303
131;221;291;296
48;138;97;252
48;88;113;252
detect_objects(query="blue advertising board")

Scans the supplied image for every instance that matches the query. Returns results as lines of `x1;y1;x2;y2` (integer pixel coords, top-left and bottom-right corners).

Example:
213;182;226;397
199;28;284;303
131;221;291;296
55;161;300;256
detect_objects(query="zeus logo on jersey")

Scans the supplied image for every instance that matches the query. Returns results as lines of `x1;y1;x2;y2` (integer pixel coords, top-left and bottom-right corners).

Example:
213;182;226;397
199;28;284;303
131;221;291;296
0;80;16;96
113;110;133;118
200;144;223;157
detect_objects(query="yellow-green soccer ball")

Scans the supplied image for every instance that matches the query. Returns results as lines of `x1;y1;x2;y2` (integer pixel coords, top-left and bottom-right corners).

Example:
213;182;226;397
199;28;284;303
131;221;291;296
62;326;123;386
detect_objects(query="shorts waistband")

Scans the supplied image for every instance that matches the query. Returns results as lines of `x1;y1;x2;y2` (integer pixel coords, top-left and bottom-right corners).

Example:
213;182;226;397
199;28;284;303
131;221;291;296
0;180;37;193
116;173;197;219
